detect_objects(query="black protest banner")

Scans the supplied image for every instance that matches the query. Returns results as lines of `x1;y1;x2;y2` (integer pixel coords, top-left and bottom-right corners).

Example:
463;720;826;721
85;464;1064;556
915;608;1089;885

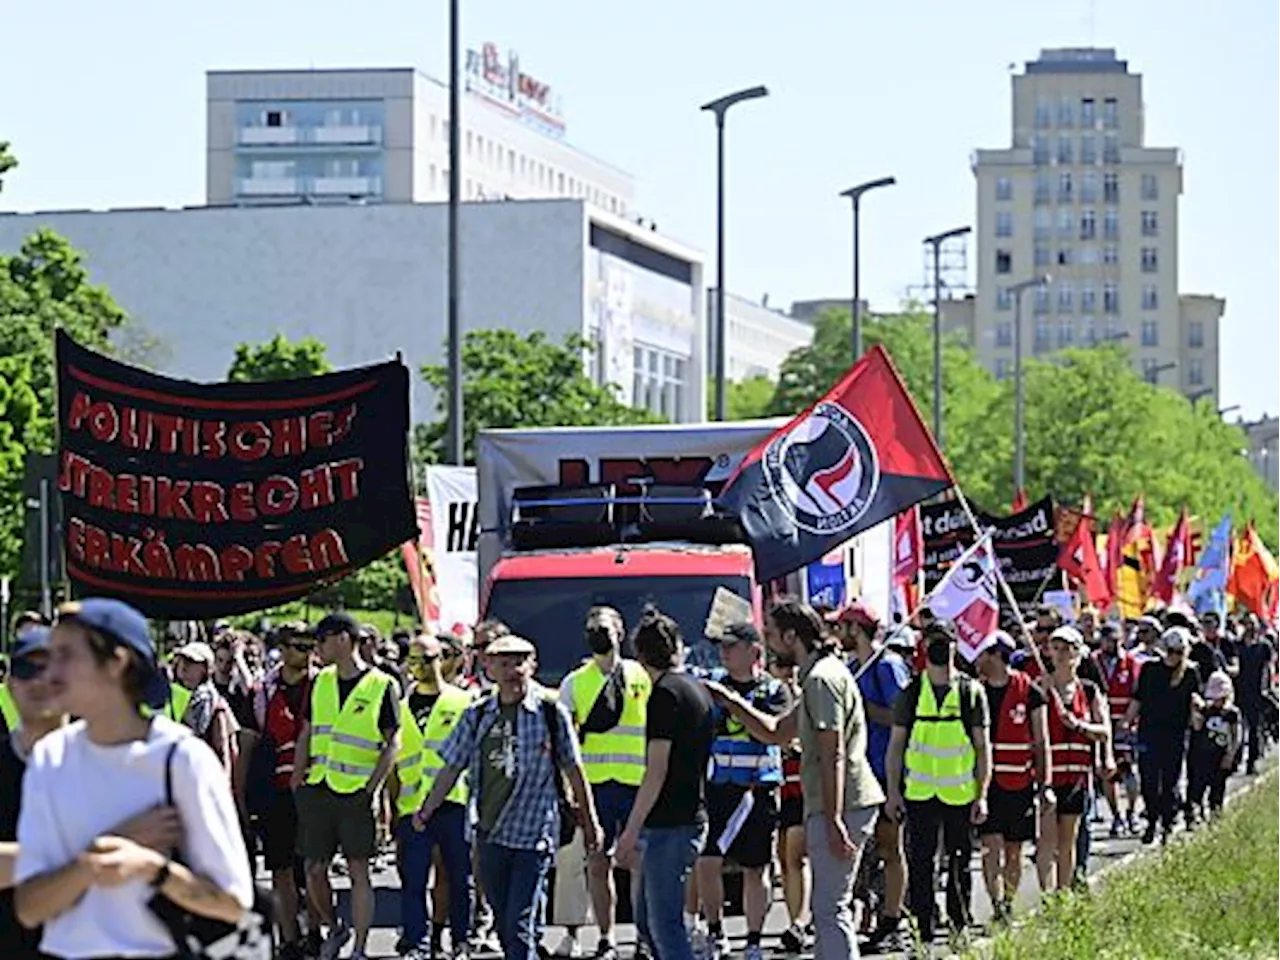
921;495;1059;604
56;331;419;619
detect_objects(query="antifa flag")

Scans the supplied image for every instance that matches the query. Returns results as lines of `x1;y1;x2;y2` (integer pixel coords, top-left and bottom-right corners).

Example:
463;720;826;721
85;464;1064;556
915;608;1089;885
921;495;1059;604
55;331;419;619
720;346;953;582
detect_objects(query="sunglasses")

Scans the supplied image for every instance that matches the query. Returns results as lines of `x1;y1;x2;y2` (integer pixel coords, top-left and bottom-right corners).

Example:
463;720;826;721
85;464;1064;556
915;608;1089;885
10;657;49;681
406;653;439;664
286;641;316;652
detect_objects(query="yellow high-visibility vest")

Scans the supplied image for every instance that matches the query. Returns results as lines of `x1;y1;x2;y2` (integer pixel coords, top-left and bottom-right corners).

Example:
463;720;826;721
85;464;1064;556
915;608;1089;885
142;683;191;723
306;666;393;794
395;684;471;816
566;658;650;787
0;686;19;732
903;680;978;806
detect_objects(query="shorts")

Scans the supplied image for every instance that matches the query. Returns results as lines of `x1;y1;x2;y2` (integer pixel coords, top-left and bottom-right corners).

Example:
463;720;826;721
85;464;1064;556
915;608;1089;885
259;788;303;871
704;784;778;868
1051;781;1088;817
295;783;377;863
592;780;638;852
779;795;804;831
977;785;1037;843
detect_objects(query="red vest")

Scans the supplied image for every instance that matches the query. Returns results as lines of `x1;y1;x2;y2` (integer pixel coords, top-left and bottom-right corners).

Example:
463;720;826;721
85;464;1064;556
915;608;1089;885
1047;682;1093;788
989;670;1036;791
1093;651;1138;725
264;679;311;789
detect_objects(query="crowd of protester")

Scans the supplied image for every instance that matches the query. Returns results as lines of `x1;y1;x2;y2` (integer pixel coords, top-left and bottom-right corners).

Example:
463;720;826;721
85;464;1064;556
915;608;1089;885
0;595;1275;960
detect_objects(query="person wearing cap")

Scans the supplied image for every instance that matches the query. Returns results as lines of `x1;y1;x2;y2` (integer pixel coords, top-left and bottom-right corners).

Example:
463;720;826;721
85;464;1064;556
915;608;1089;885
417;631;601;960
972;629;1049;922
1131;615;1164;665
391;635;474;960
828;599;911;951
1091;621;1142;836
1186;670;1241;822
291;611;401;960
1;614;50;738
558;606;651;960
694;620;789;960
13;599;254;959
1036;626;1110;891
172;641;240;776
1124;626;1203;844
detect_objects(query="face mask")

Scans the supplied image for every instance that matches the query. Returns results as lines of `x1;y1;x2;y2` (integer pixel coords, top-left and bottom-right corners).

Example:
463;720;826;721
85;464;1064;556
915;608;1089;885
926;638;952;667
585;626;615;655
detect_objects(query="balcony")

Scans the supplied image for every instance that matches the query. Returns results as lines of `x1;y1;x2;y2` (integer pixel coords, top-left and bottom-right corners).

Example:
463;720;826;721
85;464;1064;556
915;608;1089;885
312;125;382;145
237;177;300;196
311;176;382;197
238;126;300;146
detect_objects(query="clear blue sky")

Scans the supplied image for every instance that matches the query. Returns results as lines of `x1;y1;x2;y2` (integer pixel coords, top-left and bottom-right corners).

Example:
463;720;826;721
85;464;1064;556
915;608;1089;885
1;0;1275;417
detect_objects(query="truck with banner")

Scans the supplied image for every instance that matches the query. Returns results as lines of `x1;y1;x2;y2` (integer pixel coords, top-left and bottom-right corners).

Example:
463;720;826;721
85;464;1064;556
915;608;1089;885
476;421;891;680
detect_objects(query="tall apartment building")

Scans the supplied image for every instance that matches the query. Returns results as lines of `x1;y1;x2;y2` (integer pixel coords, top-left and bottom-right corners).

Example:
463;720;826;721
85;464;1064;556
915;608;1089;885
963;48;1224;400
206;44;635;213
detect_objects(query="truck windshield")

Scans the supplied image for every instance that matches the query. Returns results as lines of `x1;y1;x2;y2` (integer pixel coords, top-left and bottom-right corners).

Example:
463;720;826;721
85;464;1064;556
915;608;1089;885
485;574;753;684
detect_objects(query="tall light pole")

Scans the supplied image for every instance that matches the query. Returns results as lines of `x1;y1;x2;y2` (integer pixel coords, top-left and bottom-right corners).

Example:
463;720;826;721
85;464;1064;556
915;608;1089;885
1009;274;1050;494
702;84;769;421
1186;387;1214;404
839;176;896;360
445;0;464;464
922;226;971;447
1147;360;1177;384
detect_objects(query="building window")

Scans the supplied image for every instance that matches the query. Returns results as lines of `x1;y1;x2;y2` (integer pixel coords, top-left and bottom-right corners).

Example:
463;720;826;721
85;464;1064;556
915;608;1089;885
1104;207;1119;240
1058;171;1074;202
1035;171;1051;204
1142;284;1159;310
1141;247;1159;273
1103;134;1121;164
1081;97;1096;127
1057;282;1074;313
1057;96;1075;127
996;322;1013;347
1032;135;1049;165
1080;172;1098;203
1034;319;1052;352
1081;285;1097;313
1081;135;1097;165
1188;358;1205;386
1102;244;1119;265
1081;316;1096;345
1057;247;1074;266
1057;137;1074;164
1103;172;1119;203
1034;209;1051;239
1140;319;1159;346
1141;173;1159;201
1103;319;1121;342
1058;207;1074;239
1080;245;1098;265
1034;285;1051;315
1034;244;1051;267
1059;318;1075;347
1079;209;1097;240
996;176;1013;201
1103;282;1119;314
996;287;1013;311
1036;98;1052;128
1141;210;1159;236
1188;321;1205;348
995;211;1014;237
995;358;1012;380
996;249;1013;274
1103;97;1119;129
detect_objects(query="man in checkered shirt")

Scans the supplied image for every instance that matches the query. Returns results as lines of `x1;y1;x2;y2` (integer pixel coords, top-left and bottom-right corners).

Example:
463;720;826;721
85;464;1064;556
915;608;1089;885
415;633;603;960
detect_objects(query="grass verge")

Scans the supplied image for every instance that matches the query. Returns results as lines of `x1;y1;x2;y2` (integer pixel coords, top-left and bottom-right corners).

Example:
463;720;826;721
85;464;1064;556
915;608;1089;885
967;768;1279;960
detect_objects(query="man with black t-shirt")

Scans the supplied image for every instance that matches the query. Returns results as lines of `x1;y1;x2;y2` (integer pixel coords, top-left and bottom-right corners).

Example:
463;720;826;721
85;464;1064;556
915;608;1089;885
1235;616;1275;774
616;609;714;960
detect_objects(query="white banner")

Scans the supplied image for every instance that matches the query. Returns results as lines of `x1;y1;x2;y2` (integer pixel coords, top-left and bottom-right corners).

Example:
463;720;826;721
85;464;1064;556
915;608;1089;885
926;531;1000;662
426;465;479;631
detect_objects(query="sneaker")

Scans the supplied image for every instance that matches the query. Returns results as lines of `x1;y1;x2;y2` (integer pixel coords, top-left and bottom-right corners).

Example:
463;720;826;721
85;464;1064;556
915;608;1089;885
1141;822;1157;845
744;944;765;960
709;931;731;958
689;927;708;960
591;942;616;960
552;933;583;958
779;924;806;954
319;921;352;960
402;946;431;960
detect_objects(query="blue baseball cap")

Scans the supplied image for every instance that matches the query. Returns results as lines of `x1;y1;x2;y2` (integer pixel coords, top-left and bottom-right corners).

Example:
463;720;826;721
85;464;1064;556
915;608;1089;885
11;624;52;661
57;598;170;709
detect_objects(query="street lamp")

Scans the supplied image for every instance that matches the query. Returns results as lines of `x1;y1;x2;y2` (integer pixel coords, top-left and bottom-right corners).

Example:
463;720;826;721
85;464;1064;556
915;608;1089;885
1009;274;1051;494
922;226;971;447
839;176;896;360
1147;361;1177;384
445;0;464;464
702;84;769;421
1219;404;1241;417
1186;387;1214;404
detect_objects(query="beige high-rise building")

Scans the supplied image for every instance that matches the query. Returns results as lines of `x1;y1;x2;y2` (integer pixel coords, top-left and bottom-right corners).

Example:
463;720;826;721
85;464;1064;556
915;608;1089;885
962;48;1224;400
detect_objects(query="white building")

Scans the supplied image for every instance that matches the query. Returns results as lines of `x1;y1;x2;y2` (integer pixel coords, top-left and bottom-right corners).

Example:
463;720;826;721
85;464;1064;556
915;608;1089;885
0;200;705;424
206;50;635;215
708;292;813;381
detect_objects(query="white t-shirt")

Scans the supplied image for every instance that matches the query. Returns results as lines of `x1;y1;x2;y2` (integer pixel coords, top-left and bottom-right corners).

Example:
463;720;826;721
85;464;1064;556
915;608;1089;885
15;715;254;959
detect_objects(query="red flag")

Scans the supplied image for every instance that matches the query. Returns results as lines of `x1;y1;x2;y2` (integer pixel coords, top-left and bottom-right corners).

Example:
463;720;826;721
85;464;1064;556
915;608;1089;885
1011;487;1028;513
1059;503;1111;609
1228;523;1280;620
400;497;440;625
1104;510;1124;604
721;345;954;581
1152;508;1191;604
892;506;924;616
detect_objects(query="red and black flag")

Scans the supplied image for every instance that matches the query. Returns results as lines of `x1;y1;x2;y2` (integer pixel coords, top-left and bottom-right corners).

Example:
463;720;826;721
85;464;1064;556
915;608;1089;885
719;346;954;582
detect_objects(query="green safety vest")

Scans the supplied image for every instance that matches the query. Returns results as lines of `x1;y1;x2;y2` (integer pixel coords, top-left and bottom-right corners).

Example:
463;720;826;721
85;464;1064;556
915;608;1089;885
306;666;393;794
567;658;650;787
903;679;979;806
395;684;471;816
0;685;19;732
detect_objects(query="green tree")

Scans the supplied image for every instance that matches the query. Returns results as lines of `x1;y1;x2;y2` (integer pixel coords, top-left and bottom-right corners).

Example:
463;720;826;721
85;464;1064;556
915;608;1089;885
709;375;776;421
0;141;15;193
770;307;1011;507
419;329;661;463
227;333;332;382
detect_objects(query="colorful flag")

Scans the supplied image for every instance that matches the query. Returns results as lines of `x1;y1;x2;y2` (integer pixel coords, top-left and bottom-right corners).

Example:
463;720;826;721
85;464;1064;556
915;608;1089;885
1114;497;1158;618
400;497;440;626
1186;513;1232;618
1011;487;1028;513
924;531;1001;662
1058;499;1111;609
1152;508;1191;605
1103;510;1124;607
891;506;925;619
720;345;954;581
1227;523;1279;620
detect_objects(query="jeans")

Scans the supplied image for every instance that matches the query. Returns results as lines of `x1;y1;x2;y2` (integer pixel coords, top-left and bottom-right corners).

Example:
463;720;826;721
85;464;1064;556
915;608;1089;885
397;804;472;948
476;839;554;960
635;823;706;960
904;799;973;941
1137;735;1186;831
805;808;876;960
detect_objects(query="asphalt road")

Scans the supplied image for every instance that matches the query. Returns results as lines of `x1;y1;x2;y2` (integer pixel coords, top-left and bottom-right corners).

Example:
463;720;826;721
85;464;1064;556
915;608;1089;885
319;758;1273;959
